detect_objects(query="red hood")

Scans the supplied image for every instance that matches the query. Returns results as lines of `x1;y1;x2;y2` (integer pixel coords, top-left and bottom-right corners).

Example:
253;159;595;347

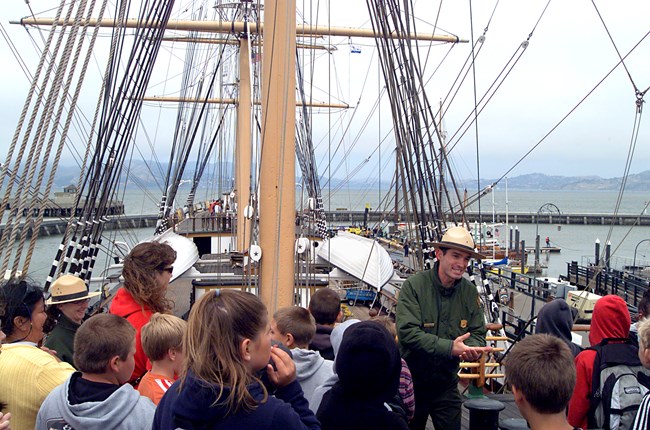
109;287;145;317
589;295;630;346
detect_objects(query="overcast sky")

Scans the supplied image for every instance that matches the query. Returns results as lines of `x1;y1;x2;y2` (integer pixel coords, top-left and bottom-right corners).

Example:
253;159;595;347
1;0;649;185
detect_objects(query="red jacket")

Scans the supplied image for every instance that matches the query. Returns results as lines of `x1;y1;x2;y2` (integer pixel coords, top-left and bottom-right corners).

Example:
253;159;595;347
567;295;631;429
109;287;153;383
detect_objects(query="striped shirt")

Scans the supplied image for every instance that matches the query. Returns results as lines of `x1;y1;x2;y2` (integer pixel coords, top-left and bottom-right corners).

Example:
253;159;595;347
633;392;650;430
137;372;174;405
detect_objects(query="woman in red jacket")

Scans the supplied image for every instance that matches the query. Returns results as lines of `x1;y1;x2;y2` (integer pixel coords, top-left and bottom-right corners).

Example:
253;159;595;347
109;241;176;384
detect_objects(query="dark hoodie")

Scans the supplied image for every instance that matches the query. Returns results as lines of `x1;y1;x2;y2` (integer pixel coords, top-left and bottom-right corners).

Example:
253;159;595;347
535;299;583;357
316;321;409;430
309;324;334;360
152;371;320;430
568;295;631;429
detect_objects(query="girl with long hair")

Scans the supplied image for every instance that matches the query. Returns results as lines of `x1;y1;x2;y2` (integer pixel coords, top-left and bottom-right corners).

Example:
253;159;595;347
153;289;320;430
109;241;176;384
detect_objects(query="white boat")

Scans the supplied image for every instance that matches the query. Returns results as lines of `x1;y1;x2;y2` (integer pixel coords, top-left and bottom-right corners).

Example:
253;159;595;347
317;231;395;290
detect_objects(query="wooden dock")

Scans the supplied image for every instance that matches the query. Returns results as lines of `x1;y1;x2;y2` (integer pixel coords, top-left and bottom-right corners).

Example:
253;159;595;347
525;246;561;253
325;210;650;226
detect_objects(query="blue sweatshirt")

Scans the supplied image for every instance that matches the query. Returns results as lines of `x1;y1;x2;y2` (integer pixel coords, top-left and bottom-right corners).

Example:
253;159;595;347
153;372;320;430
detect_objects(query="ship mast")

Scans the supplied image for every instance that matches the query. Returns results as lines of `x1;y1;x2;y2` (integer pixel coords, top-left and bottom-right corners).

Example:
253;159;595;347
258;0;296;312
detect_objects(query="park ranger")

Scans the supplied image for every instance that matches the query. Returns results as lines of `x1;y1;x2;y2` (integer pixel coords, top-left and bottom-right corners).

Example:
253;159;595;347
396;226;490;430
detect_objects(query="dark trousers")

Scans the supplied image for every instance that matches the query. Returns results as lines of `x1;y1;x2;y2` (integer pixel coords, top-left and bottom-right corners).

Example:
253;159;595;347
409;377;461;430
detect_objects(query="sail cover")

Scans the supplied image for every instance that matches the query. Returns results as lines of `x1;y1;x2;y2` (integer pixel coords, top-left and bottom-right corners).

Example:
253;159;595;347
317;231;394;289
150;229;200;282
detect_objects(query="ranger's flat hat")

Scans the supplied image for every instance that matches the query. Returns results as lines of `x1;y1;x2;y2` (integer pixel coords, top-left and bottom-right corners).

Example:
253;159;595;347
432;226;485;259
45;274;101;305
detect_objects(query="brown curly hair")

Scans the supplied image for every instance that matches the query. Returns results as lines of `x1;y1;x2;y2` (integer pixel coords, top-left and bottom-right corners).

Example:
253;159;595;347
122;242;176;313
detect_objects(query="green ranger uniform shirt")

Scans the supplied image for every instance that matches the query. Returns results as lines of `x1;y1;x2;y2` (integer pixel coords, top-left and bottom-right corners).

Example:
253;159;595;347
396;262;486;383
44;312;80;369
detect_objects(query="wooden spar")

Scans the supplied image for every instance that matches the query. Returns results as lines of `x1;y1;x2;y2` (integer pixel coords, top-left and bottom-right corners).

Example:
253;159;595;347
259;0;296;312
15;18;467;43
161;36;337;51
235;36;252;253
137;96;349;109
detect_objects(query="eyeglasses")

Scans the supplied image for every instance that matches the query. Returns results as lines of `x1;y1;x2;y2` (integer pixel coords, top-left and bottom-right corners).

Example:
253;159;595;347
159;266;174;274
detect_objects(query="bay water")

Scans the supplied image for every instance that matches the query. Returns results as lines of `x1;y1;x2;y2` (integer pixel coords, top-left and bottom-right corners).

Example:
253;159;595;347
18;188;650;283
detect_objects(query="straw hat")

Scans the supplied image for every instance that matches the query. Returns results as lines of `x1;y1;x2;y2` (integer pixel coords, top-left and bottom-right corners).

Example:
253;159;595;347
432;226;485;259
45;275;101;305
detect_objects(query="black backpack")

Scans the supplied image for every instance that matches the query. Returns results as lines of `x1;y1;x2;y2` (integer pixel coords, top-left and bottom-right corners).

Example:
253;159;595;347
587;338;650;430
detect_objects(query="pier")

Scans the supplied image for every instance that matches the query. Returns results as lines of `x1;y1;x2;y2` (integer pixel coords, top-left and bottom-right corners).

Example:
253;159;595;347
324;210;650;226
0;214;158;238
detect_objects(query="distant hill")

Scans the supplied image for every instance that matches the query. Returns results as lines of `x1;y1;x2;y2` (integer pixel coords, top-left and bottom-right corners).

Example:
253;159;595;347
453;171;650;191
47;162;650;192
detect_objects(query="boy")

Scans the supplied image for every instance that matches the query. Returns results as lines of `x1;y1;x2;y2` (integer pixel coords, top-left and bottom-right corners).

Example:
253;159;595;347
632;318;650;429
505;334;575;430
308;288;342;360
36;314;155;429
138;313;187;405
271;306;334;411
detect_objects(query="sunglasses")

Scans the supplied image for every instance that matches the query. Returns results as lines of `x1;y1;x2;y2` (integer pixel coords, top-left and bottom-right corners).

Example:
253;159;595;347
159;266;174;274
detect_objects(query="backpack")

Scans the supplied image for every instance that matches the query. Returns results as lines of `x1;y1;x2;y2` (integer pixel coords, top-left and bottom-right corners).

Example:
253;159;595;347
587;338;650;430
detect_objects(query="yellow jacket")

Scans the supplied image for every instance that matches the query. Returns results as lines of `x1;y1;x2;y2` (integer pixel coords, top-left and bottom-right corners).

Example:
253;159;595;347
0;343;74;430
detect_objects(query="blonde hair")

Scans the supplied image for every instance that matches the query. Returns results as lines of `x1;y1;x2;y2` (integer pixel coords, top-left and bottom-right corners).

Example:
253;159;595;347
141;313;187;361
273;306;315;347
370;315;397;339
182;290;268;414
638;318;650;351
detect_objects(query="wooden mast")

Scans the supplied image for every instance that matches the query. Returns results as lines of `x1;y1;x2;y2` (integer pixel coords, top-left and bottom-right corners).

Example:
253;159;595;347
15;18;467;43
235;35;252;253
258;0;296;312
135;96;348;108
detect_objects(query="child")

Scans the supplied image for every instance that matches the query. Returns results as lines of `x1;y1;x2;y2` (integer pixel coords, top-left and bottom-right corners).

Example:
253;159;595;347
138;313;187;405
370;315;415;423
568;295;635;429
153;289;319;430
535;298;583;357
505;334;575;430
308;288;342;360
632;318;650;429
36;314;155;429
316;320;409;430
271;306;334;411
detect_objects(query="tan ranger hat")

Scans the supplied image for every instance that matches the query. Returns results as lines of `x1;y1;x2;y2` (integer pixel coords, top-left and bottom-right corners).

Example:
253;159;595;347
432;226;485;259
45;274;101;305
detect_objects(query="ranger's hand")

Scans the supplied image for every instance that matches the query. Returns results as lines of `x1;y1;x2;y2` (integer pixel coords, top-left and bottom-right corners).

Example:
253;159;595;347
451;332;492;361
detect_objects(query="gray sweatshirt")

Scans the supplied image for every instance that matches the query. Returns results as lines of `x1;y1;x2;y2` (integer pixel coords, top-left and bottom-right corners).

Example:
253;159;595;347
293;348;334;412
36;374;156;430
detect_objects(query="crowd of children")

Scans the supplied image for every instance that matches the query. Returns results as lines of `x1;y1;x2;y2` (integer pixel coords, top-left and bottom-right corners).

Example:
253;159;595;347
5;258;650;430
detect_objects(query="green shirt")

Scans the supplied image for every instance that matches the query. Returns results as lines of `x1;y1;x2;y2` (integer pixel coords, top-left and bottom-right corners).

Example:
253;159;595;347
396;262;486;382
44;313;80;369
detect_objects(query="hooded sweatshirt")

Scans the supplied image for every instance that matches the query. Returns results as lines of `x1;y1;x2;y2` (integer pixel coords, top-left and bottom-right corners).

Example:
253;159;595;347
316;321;409;430
152;371;320;430
535;299;583;357
35;372;156;430
568;295;631;429
109;287;153;383
309;324;335;360
309;319;360;412
292;348;334;411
